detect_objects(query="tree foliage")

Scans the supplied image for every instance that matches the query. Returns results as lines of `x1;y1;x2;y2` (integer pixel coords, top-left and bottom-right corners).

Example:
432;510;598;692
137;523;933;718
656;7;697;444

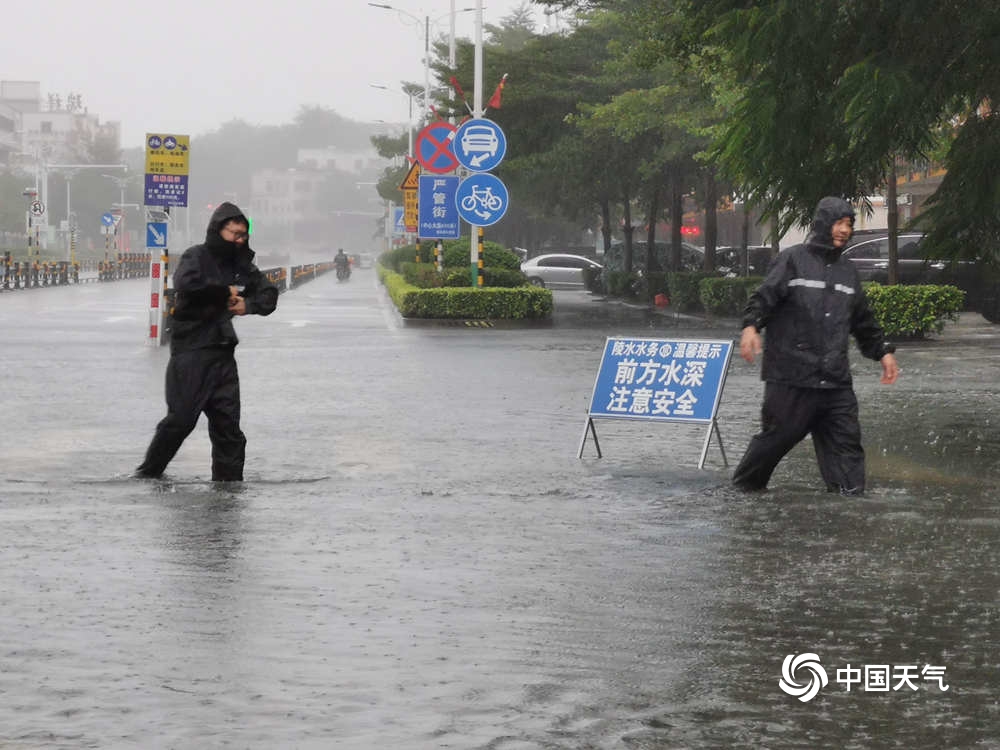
538;0;1000;260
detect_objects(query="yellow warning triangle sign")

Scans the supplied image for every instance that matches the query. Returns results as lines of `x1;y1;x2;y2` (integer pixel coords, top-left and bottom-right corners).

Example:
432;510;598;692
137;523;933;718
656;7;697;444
399;161;420;190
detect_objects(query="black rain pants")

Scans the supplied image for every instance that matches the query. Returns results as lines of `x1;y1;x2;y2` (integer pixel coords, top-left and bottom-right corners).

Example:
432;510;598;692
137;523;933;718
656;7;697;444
138;347;246;481
732;381;865;495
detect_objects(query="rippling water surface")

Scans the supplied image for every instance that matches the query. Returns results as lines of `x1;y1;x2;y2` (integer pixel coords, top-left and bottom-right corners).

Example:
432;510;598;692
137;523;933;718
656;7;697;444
2;280;998;748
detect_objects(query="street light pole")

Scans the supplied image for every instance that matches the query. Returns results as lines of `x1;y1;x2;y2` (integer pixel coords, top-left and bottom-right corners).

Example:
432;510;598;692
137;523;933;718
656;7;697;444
369;3;476;127
450;0;457;67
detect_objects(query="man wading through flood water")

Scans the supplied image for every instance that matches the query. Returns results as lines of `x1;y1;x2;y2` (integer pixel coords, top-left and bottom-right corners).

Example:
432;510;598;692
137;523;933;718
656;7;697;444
732;196;900;495
135;202;278;482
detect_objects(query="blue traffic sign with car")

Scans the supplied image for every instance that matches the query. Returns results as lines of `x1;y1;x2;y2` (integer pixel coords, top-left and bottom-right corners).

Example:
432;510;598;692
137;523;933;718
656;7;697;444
454;118;507;172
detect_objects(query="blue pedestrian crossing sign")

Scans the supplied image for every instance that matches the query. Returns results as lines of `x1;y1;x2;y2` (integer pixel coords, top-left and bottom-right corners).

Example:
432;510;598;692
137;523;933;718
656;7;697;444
455;173;509;227
392;206;406;237
146;221;168;248
101;212;115;227
454;118;506;172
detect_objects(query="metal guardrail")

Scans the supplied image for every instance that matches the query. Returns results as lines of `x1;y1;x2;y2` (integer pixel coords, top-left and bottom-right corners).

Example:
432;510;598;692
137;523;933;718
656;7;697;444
1;255;338;295
0;252;152;290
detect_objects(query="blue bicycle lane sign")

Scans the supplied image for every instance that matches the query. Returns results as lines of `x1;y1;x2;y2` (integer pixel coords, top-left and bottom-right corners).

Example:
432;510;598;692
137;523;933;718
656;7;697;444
455;173;509;227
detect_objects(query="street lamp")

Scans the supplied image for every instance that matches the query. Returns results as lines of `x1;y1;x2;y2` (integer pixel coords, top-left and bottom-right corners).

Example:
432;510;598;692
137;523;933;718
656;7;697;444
368;2;476;128
370;82;451;158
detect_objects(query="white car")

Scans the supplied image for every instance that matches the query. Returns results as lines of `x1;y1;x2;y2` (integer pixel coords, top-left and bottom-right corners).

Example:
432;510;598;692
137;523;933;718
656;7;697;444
520;253;603;290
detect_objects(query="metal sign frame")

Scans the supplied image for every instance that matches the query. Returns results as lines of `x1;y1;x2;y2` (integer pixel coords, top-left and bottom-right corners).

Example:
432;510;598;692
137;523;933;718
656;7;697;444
578;336;734;468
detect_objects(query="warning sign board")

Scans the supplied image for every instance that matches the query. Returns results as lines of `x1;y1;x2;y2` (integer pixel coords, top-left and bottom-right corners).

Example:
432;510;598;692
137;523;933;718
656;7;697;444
400;162;420;232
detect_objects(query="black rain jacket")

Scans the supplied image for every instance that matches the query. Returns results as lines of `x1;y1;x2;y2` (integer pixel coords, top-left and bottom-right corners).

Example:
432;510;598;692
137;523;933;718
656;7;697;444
740;197;894;388
169;202;278;354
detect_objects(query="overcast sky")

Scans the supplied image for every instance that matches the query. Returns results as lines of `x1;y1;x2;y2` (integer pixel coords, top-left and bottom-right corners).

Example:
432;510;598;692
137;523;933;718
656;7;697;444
3;0;560;150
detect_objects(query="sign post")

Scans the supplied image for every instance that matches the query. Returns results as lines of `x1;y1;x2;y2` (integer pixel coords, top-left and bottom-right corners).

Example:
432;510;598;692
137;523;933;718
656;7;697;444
144;133;189;345
452;117;508;286
579;336;734;468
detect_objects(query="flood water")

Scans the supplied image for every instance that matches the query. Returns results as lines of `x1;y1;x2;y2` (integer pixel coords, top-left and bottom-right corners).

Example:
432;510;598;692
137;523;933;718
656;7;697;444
1;276;998;748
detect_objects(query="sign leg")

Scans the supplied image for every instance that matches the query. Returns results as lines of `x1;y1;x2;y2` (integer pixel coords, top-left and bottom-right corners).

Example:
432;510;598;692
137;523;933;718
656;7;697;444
714;419;729;468
698;419;728;469
578;417;602;459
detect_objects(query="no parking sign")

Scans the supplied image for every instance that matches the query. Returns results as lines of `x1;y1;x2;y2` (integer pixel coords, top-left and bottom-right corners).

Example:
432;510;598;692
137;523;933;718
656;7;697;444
414;122;459;174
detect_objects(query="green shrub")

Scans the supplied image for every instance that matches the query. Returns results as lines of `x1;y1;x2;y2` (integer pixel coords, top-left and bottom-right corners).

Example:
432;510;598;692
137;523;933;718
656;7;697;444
582;265;604;293
381;239;521;273
605;270;642;298
667;272;717;312
401;262;446;288
405;264;526;288
699;276;764;317
442;267;526;288
864;283;964;337
645;272;669;298
441;239;521;269
378;265;552;319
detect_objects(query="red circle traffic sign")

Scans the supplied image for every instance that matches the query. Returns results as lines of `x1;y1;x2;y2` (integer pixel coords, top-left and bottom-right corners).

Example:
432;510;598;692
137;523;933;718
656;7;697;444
414;122;459;174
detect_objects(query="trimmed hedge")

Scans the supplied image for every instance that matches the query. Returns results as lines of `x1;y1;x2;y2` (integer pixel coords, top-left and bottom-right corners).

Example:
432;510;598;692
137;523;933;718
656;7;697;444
699;276;764;317
401;262;526;288
378;265;553;320
690;276;964;337
381;239;520;272
864;283;964;337
668;272;719;312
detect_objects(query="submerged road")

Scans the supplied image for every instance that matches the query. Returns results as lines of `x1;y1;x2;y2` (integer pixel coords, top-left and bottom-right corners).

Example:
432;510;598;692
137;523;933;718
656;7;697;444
1;269;999;748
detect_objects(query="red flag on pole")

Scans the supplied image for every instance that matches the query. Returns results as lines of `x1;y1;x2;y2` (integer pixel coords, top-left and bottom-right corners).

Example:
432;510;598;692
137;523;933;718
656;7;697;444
487;73;509;110
449;75;474;115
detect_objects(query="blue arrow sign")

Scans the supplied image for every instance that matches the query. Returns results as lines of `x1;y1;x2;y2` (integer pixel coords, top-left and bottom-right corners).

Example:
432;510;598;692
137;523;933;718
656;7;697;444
454;118;507;172
101;212;114;227
456;173;509;227
418;175;461;239
146;221;168;248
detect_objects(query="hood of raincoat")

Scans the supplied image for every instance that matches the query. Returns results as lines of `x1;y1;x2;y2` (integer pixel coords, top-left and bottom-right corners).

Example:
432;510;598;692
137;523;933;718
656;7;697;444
806;196;855;254
204;201;251;261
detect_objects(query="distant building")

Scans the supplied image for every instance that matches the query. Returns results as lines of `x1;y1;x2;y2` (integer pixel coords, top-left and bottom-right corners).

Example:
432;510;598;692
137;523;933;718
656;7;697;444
0;80;121;168
249;146;388;253
249;168;328;245
296;146;384;174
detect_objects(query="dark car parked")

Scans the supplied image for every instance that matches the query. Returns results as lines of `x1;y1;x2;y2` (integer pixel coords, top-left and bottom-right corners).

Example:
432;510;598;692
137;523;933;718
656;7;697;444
840;232;944;284
840;230;1000;322
716;245;775;277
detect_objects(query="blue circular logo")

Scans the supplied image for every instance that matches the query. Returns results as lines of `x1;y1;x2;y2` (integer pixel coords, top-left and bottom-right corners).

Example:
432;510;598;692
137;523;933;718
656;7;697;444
147;135;162;149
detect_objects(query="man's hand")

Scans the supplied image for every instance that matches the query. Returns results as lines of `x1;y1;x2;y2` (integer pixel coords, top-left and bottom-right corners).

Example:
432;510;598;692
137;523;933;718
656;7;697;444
740;326;762;364
228;295;247;316
880;352;899;384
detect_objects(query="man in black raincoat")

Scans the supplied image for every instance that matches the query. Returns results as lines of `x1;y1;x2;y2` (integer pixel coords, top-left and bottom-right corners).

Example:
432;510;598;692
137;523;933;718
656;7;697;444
732;196;899;495
135;202;278;481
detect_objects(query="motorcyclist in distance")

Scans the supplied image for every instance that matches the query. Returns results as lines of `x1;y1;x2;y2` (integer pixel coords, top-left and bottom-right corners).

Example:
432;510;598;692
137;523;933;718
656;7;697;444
334;248;351;280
